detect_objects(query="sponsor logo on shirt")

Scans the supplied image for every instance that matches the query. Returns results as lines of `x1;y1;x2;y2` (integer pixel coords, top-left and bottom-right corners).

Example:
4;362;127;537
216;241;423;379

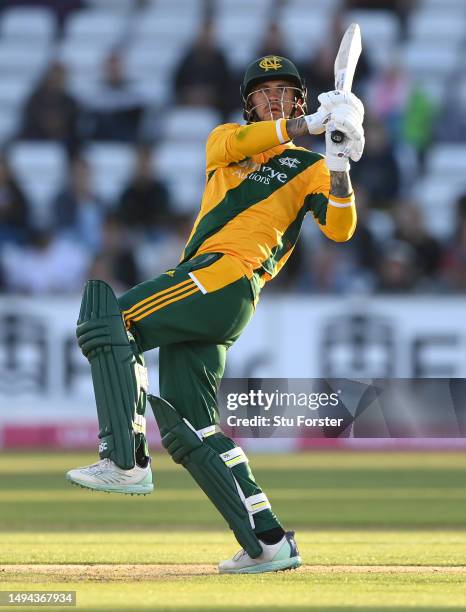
232;160;288;185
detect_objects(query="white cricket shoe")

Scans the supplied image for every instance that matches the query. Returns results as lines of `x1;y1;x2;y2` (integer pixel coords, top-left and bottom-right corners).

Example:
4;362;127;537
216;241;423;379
218;531;302;574
66;458;153;495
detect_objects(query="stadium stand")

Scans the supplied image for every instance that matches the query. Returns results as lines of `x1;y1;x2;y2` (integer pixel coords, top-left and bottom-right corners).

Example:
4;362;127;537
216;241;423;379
0;0;464;294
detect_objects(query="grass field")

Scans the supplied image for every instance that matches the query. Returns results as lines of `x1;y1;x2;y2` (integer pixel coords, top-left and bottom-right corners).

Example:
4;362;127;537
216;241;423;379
1;451;466;610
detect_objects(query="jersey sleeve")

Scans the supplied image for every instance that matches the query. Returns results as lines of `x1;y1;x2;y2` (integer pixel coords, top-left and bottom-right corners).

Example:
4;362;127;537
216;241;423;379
304;157;357;242
206;120;290;173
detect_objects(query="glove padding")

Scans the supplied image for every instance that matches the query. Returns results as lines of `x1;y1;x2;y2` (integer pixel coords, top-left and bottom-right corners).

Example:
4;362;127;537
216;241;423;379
324;103;365;172
318;90;364;123
304;107;330;135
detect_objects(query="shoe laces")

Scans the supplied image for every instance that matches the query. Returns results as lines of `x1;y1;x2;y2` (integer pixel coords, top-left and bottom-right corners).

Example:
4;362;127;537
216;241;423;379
86;458;112;473
232;549;248;562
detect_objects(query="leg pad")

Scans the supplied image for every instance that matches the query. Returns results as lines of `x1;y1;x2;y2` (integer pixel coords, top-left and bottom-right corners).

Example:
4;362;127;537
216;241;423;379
77;280;148;469
148;394;263;559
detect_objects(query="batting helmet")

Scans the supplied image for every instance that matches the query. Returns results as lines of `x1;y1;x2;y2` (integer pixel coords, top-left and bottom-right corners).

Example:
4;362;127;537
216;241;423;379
240;55;307;122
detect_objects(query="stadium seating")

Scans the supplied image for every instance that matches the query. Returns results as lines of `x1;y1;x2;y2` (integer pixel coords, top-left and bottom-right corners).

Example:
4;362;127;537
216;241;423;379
64;10;128;48
420;0;466;9
154;143;205;213
345;10;400;69
411;144;466;238
0;108;19;147
8;142;67;228
0;40;52;80
412;176;464;239
162;107;221;143
0;77;34;114
408;11;466;45
0;7;56;43
83;143;136;204
402;42;460;79
426;144;466;179
279;8;333;61
0;0;464;289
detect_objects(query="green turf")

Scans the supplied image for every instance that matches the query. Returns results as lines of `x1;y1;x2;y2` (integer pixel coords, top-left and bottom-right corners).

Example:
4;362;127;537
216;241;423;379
1;451;466;610
2;574;466;611
1;452;466;531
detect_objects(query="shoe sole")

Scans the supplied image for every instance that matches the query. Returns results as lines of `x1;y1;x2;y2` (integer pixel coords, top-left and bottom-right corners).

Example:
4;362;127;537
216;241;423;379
66;475;153;496
219;555;302;574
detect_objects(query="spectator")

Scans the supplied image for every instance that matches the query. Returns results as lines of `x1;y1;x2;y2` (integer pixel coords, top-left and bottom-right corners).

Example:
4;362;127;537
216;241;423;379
393;202;442;279
52;156;104;254
403;85;438;164
376;239;419;293
256;21;290;59
116;146;173;236
350;114;400;208
455;193;466;220
367;60;410;143
440;194;466;292
343;0;416;31
345;184;380;286
306;240;357;294
21;62;80;153
1;229;89;294
84;51;146;142
0;1;84;28
435;71;466;143
173;19;234;119
0;155;30;246
134;212;194;280
87;213;138;292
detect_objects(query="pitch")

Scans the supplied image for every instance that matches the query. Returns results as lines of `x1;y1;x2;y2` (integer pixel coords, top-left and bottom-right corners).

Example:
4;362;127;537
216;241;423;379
1;451;466;610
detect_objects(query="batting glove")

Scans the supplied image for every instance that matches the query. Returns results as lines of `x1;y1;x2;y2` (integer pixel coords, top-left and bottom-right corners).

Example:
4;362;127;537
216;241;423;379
318;90;364;123
324;103;365;172
303;106;330;135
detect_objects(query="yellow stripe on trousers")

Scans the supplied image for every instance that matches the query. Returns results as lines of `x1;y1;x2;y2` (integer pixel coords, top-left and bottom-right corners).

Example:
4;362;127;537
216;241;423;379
122;278;194;318
130;285;200;323
123;281;197;326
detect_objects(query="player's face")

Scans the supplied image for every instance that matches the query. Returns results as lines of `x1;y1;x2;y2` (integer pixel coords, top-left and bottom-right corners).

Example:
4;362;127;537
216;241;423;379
249;80;297;121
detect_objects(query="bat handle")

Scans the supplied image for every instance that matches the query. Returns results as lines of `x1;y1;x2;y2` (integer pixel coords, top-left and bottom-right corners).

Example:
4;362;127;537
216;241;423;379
331;130;345;144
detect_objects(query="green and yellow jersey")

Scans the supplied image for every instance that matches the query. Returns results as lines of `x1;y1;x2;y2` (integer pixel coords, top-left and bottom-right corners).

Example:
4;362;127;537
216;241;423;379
180;118;357;296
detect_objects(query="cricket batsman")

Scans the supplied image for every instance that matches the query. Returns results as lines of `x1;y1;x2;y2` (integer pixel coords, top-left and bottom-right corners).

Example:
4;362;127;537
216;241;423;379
66;55;364;573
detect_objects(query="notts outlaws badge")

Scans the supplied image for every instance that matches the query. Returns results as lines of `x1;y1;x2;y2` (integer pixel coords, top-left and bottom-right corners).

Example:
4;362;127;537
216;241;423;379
279;157;301;169
259;56;282;71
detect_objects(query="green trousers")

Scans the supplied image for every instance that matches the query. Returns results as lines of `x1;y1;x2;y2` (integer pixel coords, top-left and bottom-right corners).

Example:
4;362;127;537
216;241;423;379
118;253;282;535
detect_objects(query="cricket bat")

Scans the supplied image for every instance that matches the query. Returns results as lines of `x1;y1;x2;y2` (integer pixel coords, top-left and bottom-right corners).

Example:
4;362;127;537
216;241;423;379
331;22;362;144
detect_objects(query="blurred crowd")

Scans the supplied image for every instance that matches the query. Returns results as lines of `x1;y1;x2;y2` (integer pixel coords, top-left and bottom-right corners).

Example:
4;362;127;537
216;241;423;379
0;0;465;296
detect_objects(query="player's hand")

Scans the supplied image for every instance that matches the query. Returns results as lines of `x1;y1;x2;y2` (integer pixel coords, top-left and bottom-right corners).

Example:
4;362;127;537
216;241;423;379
304;107;331;135
324;103;365;172
317;90;364;123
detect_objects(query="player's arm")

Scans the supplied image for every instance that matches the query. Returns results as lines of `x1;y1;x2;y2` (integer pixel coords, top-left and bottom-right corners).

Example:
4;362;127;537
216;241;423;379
287;89;364;191
304;158;356;242
206;109;327;172
206;121;285;172
289;91;363;241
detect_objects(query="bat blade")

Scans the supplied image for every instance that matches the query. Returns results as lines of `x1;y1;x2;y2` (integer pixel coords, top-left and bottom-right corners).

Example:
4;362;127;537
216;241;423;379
331;23;362;144
334;23;362;92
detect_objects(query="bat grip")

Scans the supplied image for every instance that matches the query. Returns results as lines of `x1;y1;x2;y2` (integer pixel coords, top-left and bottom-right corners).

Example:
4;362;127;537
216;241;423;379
331;130;345;144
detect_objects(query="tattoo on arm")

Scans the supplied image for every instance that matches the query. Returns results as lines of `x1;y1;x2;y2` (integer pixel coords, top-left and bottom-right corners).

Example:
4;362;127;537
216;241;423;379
330;171;352;198
286;118;353;198
285;117;309;139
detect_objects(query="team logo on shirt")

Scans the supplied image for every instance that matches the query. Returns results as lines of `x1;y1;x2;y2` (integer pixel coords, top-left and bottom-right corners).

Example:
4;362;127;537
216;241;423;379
259;56;282;71
279;157;301;169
